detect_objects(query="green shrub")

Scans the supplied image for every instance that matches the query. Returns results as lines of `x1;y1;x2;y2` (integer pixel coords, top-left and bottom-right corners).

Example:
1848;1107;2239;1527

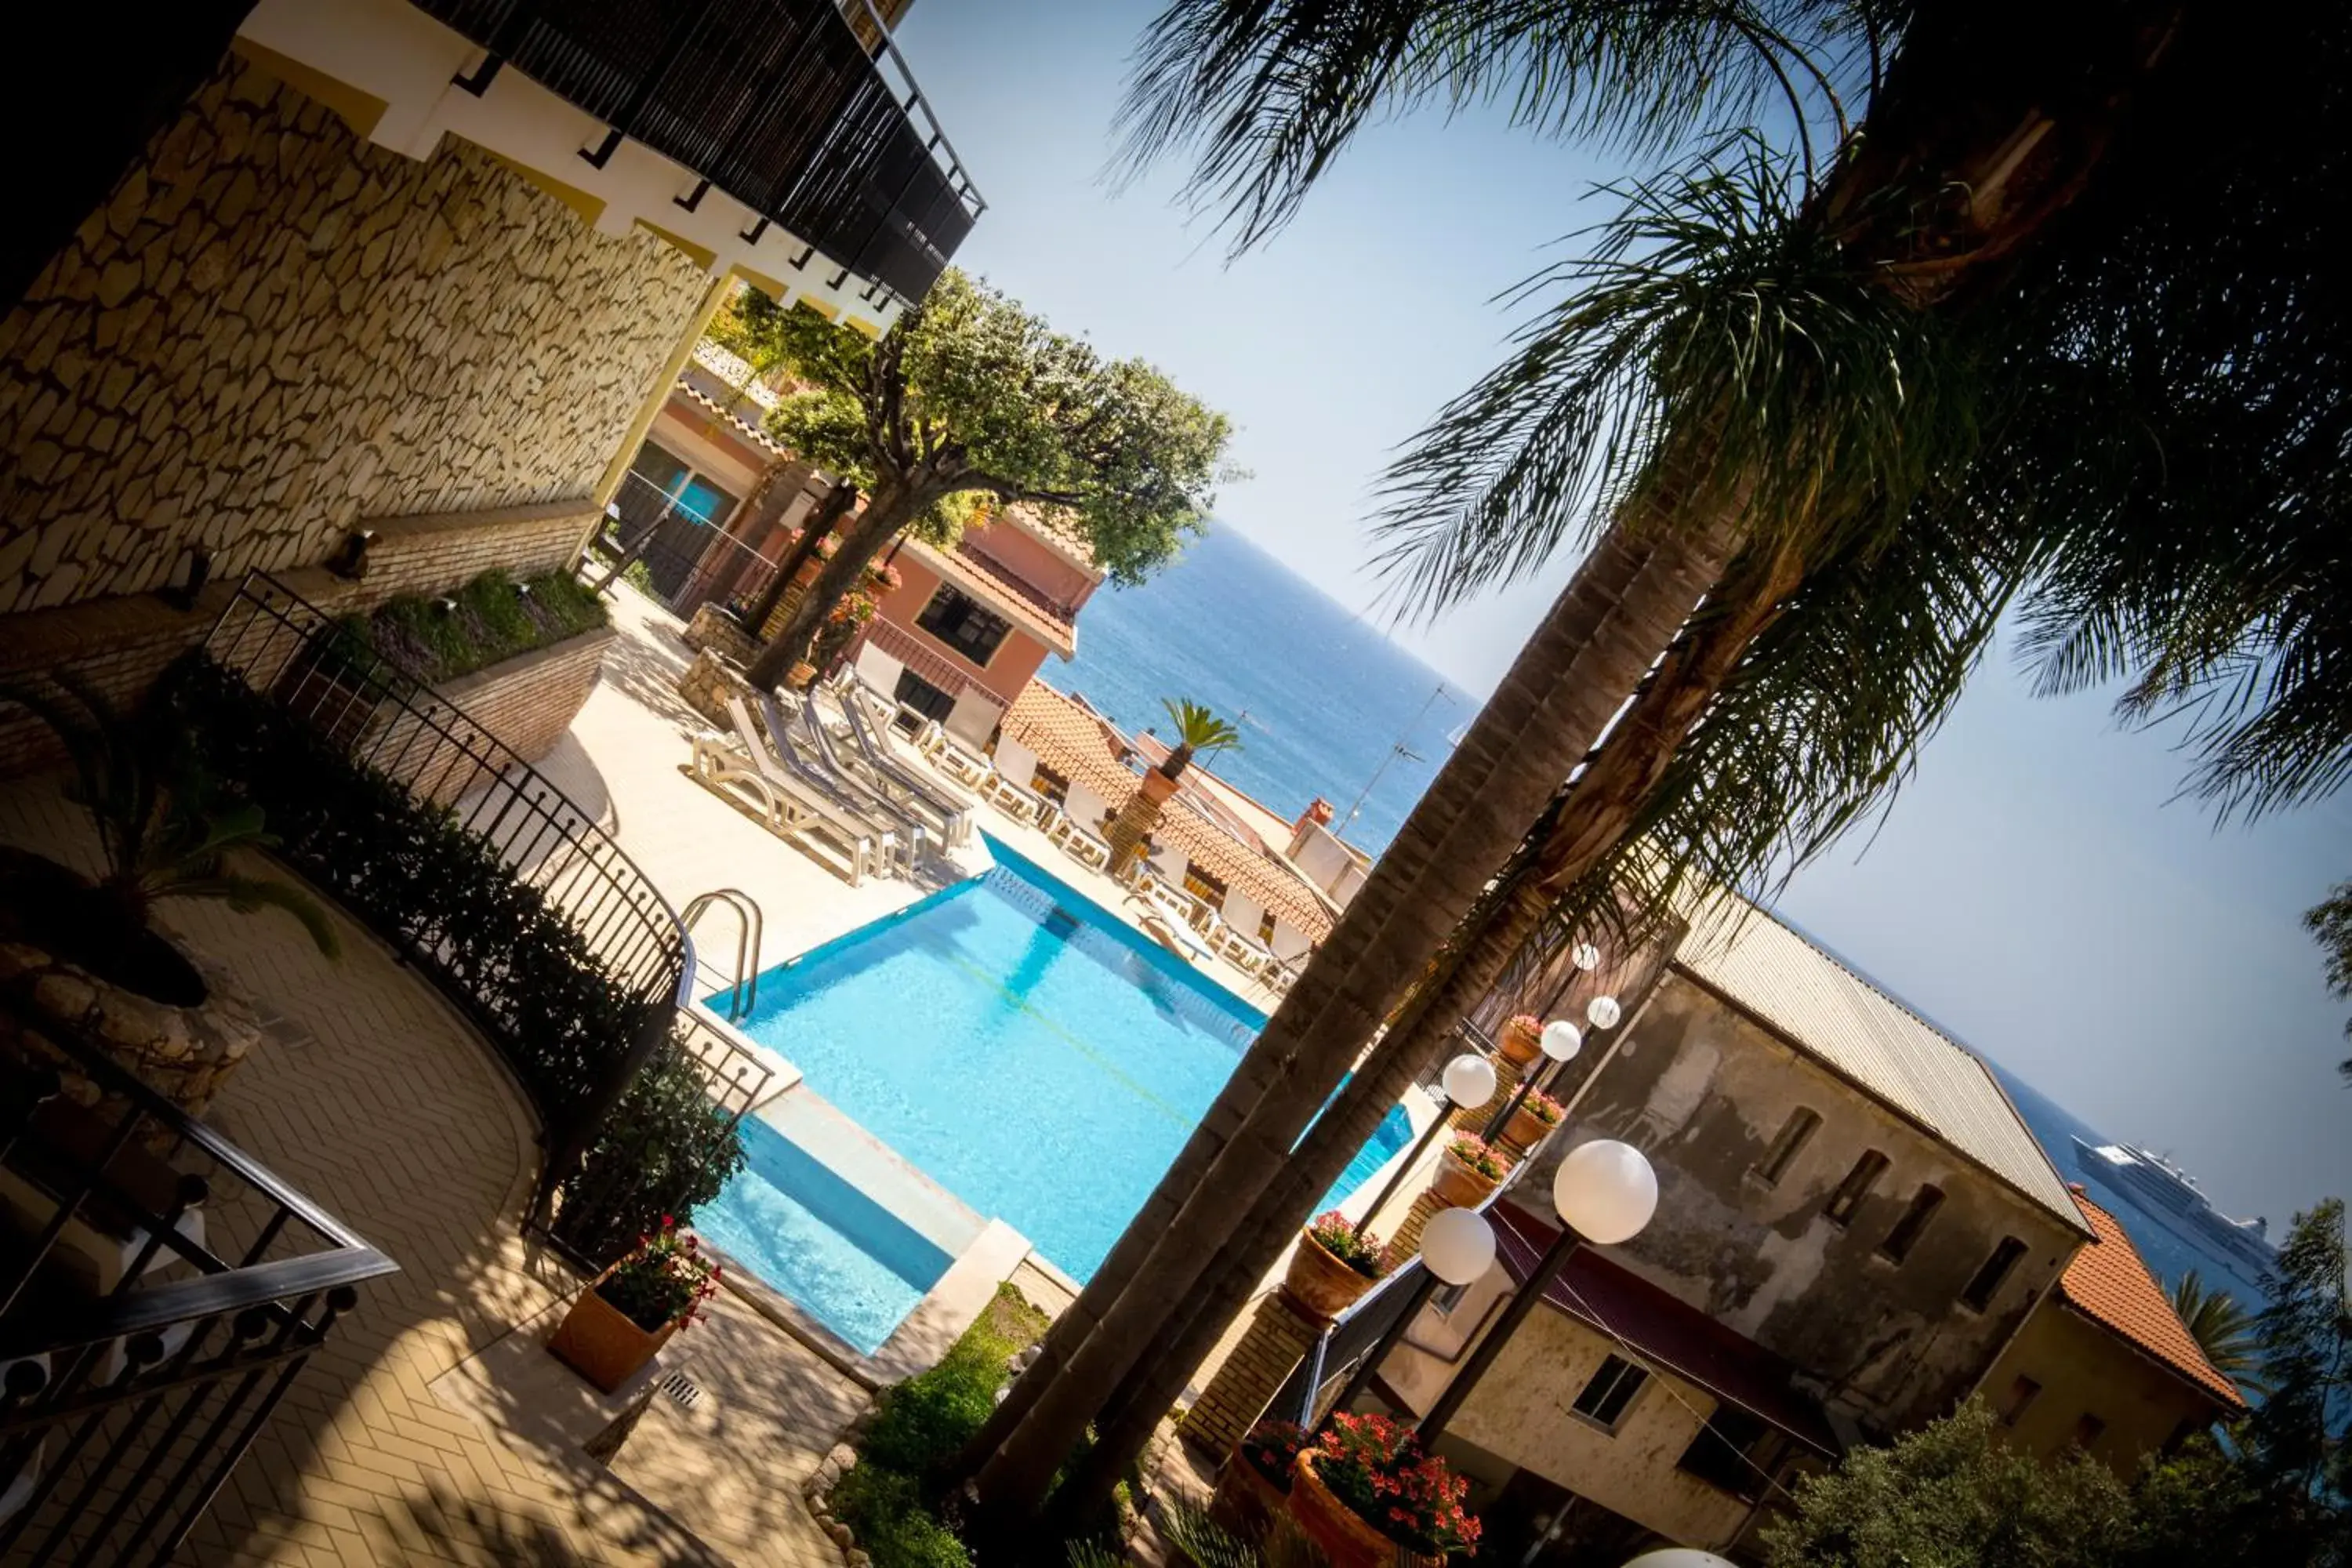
358;569;608;686
862;1284;1053;1476
833;1466;971;1568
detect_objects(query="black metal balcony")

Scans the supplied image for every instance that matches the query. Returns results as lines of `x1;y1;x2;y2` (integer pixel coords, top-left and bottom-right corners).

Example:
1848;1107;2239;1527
419;0;982;303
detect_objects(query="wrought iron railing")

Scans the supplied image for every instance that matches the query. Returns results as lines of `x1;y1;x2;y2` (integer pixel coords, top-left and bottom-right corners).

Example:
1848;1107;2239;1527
591;470;782;622
420;0;982;301
197;573;695;1221
0;992;398;1563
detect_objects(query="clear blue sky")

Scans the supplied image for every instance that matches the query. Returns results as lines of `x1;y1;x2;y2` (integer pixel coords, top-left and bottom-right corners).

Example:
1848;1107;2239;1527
896;0;2352;1229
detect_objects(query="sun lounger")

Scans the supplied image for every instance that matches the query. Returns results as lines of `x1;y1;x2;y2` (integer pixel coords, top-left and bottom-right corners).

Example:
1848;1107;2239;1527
837;678;980;847
796;696;938;866
982;771;1050;826
1047;813;1112;871
758;695;917;877
688;699;887;885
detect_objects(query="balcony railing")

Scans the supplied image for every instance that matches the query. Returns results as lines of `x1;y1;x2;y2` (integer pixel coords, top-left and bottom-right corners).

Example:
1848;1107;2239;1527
419;0;982;302
0;991;398;1563
955;537;1080;627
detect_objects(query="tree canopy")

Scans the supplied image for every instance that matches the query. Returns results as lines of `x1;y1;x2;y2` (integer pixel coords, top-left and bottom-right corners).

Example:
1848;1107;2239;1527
714;270;1237;587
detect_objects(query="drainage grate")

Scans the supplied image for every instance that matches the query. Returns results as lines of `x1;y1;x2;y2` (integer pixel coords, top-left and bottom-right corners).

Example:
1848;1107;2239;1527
656;1370;703;1410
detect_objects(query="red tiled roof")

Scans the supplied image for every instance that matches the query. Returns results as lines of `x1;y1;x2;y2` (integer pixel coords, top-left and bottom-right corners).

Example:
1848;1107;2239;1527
1000;683;1335;941
2056;1192;2245;1409
1494;1202;1842;1457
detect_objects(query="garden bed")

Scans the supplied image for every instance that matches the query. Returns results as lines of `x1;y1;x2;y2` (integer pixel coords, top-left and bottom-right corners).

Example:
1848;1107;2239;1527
348;568;608;686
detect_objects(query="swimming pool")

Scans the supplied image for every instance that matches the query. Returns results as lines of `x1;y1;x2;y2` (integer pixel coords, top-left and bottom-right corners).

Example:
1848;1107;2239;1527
693;1114;952;1354
724;837;1410;1285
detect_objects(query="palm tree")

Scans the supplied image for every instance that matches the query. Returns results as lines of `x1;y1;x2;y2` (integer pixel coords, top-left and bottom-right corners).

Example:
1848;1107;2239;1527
1105;699;1243;876
964;0;2351;1523
2172;1271;2272;1400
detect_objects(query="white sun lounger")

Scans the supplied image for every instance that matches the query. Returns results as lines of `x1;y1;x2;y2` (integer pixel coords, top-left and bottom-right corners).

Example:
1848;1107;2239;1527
1047;813;1112;871
685;695;890;885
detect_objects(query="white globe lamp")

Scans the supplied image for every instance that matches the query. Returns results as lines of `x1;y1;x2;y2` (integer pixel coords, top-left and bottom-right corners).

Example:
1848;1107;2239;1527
1586;993;1623;1031
1623;1553;1737;1568
1441;1052;1497;1110
1571;942;1602;971
1421;1207;1497;1287
1552;1139;1657;1246
1539;1018;1582;1062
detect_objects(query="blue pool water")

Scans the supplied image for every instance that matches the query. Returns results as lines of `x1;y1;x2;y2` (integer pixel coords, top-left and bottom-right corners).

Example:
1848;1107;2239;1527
696;1116;952;1353
727;837;1410;1286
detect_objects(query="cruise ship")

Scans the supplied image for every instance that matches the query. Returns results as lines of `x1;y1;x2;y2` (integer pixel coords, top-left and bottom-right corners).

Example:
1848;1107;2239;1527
2071;1137;2278;1278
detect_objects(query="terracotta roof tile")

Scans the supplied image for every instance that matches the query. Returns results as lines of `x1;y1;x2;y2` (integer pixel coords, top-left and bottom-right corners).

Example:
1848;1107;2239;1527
2056;1192;2245;1409
1001;683;1334;940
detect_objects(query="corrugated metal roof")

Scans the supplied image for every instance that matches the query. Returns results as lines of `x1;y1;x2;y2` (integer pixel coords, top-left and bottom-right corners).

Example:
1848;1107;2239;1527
1675;900;2089;1234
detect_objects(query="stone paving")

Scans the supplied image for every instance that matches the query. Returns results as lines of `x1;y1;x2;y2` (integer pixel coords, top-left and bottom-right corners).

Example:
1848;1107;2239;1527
0;775;861;1566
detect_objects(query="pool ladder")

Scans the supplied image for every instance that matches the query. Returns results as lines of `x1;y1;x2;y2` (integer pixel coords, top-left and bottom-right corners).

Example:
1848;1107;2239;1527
681;888;764;1022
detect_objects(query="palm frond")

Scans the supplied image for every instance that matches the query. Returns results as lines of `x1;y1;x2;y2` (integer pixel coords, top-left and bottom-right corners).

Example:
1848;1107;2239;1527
1163;697;1243;756
1113;0;1884;255
1372;137;1986;619
162;875;342;960
2172;1270;2273;1398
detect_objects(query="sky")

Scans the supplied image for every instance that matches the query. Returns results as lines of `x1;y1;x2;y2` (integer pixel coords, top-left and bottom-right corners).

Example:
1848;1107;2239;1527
894;0;2351;1229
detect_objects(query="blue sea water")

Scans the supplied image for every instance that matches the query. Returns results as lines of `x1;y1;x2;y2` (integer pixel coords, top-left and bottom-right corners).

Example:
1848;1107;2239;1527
731;837;1408;1285
1060;527;1475;853
1062;524;2279;1316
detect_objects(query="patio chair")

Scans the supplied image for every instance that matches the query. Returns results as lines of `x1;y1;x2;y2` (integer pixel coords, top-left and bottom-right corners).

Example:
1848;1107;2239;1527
983;771;1050;826
685;698;887;885
1048;814;1112;872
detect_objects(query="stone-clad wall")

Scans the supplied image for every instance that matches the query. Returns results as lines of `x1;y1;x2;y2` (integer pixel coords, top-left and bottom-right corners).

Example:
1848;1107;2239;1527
0;52;709;615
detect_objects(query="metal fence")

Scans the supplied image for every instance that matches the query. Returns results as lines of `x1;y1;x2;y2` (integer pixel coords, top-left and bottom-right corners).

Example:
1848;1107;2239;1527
0;990;398;1564
416;0;982;301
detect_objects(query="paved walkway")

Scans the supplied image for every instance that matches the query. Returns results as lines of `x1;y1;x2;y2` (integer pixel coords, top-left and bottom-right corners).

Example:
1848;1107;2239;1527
0;777;859;1565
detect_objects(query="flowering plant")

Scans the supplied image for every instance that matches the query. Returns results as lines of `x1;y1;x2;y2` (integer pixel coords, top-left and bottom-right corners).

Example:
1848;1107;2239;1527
1519;1089;1566;1127
1445;1134;1507;1180
1506;1014;1541;1036
1312;1410;1481;1555
865;561;903;593
1306;1211;1382;1279
1240;1420;1308;1486
594;1216;721;1334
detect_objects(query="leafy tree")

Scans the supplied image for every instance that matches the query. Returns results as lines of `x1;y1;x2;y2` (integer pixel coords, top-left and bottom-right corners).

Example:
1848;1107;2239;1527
2170;1271;2271;1399
1105;698;1243;876
1760;1401;2131;1568
2304;881;2352;1082
716;272;1237;690
2238;1199;2352;1558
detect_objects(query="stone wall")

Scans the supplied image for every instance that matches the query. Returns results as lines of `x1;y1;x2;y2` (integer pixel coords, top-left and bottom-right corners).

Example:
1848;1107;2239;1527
0;51;709;615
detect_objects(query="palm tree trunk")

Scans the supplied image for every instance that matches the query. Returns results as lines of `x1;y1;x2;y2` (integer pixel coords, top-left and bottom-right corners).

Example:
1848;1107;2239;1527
746;481;910;690
1056;544;1809;1509
967;506;1740;1521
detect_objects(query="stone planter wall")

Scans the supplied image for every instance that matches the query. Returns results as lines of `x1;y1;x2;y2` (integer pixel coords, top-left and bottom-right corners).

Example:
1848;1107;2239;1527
681;604;760;666
678;647;760;731
363;626;616;804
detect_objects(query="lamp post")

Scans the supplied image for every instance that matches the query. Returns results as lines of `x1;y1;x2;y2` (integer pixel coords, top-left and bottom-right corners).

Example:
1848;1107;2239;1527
1359;1051;1499;1225
1417;1138;1657;1440
1320;1206;1498;1421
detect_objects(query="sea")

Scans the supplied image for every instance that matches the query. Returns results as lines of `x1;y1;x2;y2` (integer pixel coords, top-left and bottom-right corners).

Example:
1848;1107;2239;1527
1060;524;2276;1314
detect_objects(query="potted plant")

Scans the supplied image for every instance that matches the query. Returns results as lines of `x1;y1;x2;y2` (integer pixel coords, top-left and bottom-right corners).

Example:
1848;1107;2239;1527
0;673;337;1123
1431;1134;1508;1210
1289;1411;1481;1566
1283;1211;1383;1319
1504;1088;1566;1150
1211;1419;1307;1539
547;1217;721;1392
1498;1014;1543;1067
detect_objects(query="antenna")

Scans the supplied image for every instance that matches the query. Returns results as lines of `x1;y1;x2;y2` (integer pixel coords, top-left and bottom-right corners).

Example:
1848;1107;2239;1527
1341;683;1454;833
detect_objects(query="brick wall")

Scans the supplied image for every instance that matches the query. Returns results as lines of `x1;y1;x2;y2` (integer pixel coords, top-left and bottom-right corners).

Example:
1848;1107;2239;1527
1181;1290;1326;1458
0;51;707;615
0;500;601;776
361;626;615;804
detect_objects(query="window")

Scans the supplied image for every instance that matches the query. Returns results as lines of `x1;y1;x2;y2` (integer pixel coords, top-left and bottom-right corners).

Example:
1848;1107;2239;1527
2071;1414;2107;1450
1962;1236;2028;1312
1182;865;1229;910
1570;1355;1650;1431
1752;1108;1820;1186
893;668;956;724
1258;909;1278;944
1678;1406;1769;1497
915;586;1011;666
1030;764;1069;807
1879;1185;1946;1262
1824;1150;1889;1226
1998;1375;2042;1426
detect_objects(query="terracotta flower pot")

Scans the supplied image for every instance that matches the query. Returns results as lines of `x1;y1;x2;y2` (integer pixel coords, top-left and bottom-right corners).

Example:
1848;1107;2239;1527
1430;1147;1502;1210
1209;1452;1290;1543
1289;1453;1444;1568
547;1273;678;1392
1504;1103;1559;1151
1498;1018;1542;1067
1283;1232;1378;1320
